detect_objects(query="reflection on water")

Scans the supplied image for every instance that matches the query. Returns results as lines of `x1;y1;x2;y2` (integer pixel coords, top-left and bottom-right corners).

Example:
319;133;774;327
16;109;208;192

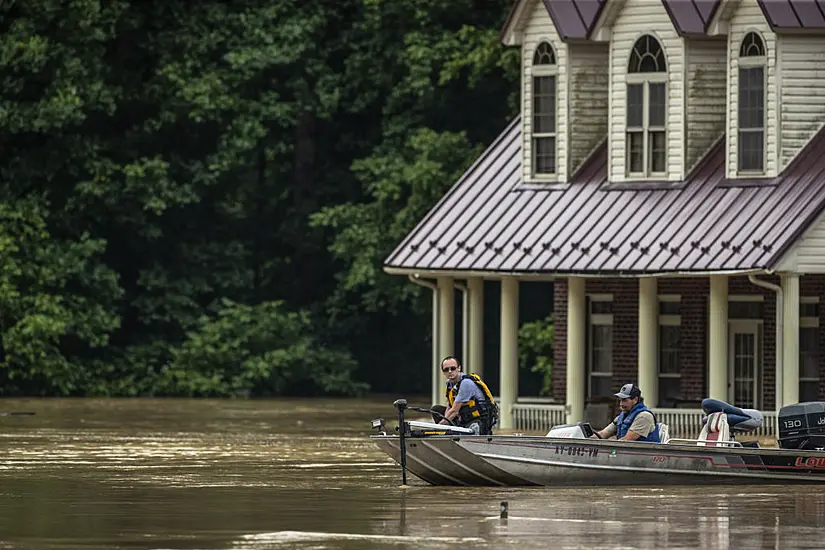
0;397;823;549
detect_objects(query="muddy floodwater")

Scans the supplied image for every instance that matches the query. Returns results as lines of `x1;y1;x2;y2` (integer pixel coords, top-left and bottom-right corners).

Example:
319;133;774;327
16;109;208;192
0;397;823;549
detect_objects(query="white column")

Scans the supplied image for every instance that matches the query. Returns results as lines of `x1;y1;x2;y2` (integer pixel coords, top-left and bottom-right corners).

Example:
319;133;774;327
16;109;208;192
468;278;484;378
638;277;659;407
709;275;728;402
499;278;519;429
566;277;586;424
431;289;440;407
437;276;455;406
782;274;800;407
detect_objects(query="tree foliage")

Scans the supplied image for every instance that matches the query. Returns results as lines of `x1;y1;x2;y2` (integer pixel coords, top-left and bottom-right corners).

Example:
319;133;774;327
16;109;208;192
0;0;519;396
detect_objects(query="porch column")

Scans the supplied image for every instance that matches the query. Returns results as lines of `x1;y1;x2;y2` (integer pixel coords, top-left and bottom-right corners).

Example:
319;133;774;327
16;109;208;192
499;278;519;429
709;275;728;401
638;277;658;407
437;276;455;405
782;274;800;407
566;277;586;423
468;278;484;377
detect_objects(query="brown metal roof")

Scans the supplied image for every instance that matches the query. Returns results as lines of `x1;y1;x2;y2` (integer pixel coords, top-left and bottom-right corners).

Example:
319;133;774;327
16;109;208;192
661;0;722;35
501;0;606;43
758;0;825;29
543;0;606;40
384;118;825;274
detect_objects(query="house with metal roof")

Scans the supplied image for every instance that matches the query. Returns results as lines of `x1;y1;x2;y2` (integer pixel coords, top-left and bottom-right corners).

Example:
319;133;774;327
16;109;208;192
384;0;825;436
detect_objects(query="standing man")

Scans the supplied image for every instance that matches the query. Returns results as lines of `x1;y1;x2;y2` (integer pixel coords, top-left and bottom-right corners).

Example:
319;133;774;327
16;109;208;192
431;356;497;435
591;383;661;443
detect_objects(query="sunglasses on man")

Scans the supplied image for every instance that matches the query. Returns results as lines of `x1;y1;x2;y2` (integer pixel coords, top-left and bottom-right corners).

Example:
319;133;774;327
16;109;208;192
441;366;458;373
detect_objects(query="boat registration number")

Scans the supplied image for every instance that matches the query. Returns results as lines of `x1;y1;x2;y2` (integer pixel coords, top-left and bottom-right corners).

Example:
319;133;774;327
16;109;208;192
554;445;599;457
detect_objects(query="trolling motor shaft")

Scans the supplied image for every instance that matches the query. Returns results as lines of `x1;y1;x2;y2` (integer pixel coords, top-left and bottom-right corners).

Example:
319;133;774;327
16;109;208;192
393;399;408;486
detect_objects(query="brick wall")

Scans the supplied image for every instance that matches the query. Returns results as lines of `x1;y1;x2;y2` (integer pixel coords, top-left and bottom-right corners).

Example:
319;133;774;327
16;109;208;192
552;274;825;408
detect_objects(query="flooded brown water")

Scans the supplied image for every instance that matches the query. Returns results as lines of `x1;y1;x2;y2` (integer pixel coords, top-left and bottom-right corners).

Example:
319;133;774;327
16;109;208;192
0;397;824;549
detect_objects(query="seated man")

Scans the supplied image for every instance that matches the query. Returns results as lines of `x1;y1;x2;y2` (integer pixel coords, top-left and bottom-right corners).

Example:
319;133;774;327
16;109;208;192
591;383;661;443
430;356;497;435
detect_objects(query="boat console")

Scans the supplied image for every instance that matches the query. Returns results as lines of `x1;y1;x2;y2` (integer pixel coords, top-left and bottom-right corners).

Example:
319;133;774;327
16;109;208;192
778;402;825;450
545;422;595;439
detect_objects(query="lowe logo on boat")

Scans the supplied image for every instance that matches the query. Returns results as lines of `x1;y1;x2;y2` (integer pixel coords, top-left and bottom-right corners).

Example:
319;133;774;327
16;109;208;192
794;457;825;468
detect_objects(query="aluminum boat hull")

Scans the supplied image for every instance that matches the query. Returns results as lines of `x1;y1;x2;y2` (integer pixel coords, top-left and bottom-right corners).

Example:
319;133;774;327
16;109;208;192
373;435;825;486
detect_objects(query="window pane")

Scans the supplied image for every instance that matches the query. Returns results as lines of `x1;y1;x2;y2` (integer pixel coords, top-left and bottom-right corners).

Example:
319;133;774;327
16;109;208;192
659;377;681;408
591;325;612;373
801;381;819;403
649;131;666;173
738;67;764;129
729;301;763;319
648;83;666;127
627;132;644;173
533;136;556;174
590;374;613;398
591;301;613;314
533;76;556;133
800;327;820;379
659;301;680;315
627;83;644;127
738;130;764;172
801;302;819;317
659;325;680;374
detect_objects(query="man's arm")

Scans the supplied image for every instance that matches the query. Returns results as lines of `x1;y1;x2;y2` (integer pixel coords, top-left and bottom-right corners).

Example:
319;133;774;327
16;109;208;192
591;422;617;439
439;381;475;424
439;402;463;424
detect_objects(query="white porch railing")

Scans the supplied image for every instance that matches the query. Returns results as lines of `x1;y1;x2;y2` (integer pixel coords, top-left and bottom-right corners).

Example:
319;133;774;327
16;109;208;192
511;401;777;439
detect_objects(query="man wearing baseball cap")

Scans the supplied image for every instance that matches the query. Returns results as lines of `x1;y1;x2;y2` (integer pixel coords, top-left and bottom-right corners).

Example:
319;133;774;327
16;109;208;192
590;383;661;443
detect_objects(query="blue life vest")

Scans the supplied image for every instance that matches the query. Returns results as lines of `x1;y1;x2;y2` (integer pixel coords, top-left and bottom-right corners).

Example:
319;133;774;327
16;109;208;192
615;402;661;443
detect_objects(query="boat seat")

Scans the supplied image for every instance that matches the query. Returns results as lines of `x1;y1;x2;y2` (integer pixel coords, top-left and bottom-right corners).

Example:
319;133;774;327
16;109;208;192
697;412;731;447
657;422;670;444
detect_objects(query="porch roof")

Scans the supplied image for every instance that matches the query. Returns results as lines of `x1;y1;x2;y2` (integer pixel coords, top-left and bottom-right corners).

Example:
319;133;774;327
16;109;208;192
384;118;825;275
661;0;721;35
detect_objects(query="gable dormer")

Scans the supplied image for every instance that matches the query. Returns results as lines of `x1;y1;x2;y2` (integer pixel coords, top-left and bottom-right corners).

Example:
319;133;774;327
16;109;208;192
605;1;684;182
502;0;609;184
726;0;778;178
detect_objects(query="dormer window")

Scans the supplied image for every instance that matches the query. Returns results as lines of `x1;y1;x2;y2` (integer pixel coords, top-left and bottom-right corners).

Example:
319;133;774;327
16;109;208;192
532;42;557;177
737;32;766;173
626;35;667;177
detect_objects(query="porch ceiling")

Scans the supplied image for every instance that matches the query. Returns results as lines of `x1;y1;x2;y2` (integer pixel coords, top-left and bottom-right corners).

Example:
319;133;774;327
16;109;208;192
384;118;825;275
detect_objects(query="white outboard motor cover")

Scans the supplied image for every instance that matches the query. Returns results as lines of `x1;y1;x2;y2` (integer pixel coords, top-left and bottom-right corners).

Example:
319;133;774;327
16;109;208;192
546;424;588;438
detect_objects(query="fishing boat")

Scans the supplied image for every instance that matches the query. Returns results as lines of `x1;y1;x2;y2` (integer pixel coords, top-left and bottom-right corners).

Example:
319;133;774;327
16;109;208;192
371;399;825;486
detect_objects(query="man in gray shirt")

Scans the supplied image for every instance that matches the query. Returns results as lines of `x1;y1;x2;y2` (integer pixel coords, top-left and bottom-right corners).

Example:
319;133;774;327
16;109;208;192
591;383;661;443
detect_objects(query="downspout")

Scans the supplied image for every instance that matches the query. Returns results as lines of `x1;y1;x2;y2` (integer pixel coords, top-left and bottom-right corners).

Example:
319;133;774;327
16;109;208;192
455;282;469;365
408;274;439;406
748;274;783;415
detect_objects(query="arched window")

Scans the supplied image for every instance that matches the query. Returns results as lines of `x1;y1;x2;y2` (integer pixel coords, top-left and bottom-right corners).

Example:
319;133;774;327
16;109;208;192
626;35;667;176
738;32;766;173
532;42;557;176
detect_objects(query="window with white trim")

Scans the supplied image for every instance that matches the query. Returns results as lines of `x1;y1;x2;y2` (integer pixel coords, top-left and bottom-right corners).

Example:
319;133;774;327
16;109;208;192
658;296;681;407
588;296;613;397
532;42;557;176
800;298;820;402
626;35;667;177
737;32;766;173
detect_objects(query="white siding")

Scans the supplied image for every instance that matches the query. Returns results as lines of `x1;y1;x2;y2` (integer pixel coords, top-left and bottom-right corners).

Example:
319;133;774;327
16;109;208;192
522;0;568;183
779;36;825;169
568;43;609;176
609;0;684;182
727;0;777;178
778;208;825;273
685;39;727;172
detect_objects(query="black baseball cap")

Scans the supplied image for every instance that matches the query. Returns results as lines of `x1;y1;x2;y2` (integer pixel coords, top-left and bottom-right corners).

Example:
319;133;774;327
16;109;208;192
615;383;641;399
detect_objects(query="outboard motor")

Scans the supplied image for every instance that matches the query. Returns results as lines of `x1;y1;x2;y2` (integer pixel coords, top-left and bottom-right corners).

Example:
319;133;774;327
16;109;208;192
777;402;825;450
